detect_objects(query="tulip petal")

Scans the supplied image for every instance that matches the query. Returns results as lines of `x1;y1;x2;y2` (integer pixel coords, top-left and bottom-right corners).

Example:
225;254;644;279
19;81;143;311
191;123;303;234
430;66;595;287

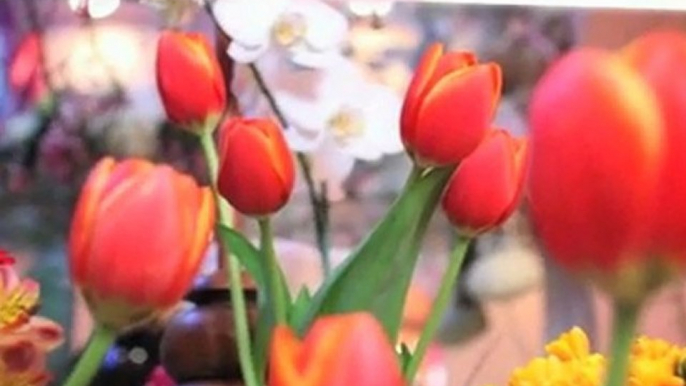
157;32;226;125
218;119;295;216
160;183;214;305
623;31;686;260
413;63;501;165
427;51;478;91
88;166;185;305
442;130;527;235
401;43;443;145
68;157;116;284
529;48;663;272
269;313;404;386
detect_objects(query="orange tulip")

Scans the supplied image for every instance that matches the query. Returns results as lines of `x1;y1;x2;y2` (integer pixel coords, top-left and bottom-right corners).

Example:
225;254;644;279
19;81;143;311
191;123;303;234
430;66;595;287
400;43;502;166
269;313;405;386
217;117;295;216
68;157;215;329
623;31;686;263
441;129;527;236
528;48;664;281
156;31;227;129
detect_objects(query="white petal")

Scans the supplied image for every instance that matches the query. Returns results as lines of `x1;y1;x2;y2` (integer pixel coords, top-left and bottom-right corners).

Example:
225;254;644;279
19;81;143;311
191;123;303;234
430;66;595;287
287;0;348;51
227;41;269;63
289;49;341;68
284;125;325;152
310;141;355;201
360;84;403;154
318;56;365;96
274;91;330;133
212;0;283;47
336;137;383;161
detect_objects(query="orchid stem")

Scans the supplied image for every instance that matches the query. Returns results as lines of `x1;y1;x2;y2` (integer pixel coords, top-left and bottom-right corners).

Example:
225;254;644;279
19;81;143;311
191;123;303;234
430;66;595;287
62;325;116;386
604;301;640;386
199;130;260;386
296;153;332;275
404;235;471;382
258;217;288;324
248;63;332;277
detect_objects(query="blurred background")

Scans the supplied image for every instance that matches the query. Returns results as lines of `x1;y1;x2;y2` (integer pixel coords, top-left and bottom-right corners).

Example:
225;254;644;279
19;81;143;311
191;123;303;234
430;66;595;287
1;1;686;385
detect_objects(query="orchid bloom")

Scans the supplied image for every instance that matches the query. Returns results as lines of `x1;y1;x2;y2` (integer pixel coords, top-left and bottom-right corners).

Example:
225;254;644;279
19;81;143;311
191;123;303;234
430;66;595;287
275;57;403;199
0;250;64;386
212;0;348;67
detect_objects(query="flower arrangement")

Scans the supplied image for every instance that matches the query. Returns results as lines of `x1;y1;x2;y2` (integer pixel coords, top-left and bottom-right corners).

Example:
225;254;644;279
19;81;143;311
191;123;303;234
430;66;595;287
4;2;686;386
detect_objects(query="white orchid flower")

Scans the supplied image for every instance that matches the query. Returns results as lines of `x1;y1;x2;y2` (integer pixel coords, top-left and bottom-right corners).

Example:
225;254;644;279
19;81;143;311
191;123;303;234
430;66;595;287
277;58;403;161
273;58;402;201
212;0;348;67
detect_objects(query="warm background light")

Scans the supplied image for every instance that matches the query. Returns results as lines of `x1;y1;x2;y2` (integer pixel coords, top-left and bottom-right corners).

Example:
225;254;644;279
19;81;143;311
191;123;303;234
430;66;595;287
67;0;121;19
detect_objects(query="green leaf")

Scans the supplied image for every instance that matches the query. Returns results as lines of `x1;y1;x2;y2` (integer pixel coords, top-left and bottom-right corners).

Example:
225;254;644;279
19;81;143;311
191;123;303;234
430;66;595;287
296;166;455;339
288;287;313;326
217;224;265;290
217;224;292;381
398;343;414;373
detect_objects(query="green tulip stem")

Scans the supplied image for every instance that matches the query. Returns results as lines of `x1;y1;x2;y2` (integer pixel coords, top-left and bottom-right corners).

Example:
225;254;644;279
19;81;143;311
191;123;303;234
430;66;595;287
604;300;641;386
199;130;260;386
258;217;288;324
404;235;471;382
62;325;116;386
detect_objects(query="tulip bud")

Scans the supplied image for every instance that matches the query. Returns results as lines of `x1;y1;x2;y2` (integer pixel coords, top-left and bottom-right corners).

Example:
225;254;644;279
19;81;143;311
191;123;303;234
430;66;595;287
68;157;215;330
401;43;502;167
528;48;665;301
156;31;227;131
623;31;686;264
269;313;405;386
217;118;295;216
441;129;528;236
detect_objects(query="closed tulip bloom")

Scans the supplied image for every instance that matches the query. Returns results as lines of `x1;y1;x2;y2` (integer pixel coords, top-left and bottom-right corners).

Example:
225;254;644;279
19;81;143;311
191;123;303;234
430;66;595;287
217;118;295;216
69;157;215;329
401;43;502;166
528;48;664;294
269;313;405;386
442;129;528;236
156;31;227;129
623;31;686;263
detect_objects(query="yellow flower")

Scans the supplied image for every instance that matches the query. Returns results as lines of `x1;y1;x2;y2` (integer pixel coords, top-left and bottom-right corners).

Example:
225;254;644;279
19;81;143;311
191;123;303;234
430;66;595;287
505;327;686;386
628;337;685;386
509;327;605;386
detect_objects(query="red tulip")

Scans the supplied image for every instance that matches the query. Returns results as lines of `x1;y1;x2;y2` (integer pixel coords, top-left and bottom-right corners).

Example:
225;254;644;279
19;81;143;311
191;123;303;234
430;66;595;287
401;43;502;166
441;129;527;236
9;33;48;106
528;48;664;276
156;31;227;129
623;31;686;263
69;157;215;329
217;118;295;216
268;313;405;386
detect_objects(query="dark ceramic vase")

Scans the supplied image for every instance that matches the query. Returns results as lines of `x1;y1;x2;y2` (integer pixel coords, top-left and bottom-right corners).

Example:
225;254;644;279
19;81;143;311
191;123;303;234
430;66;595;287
160;271;258;386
